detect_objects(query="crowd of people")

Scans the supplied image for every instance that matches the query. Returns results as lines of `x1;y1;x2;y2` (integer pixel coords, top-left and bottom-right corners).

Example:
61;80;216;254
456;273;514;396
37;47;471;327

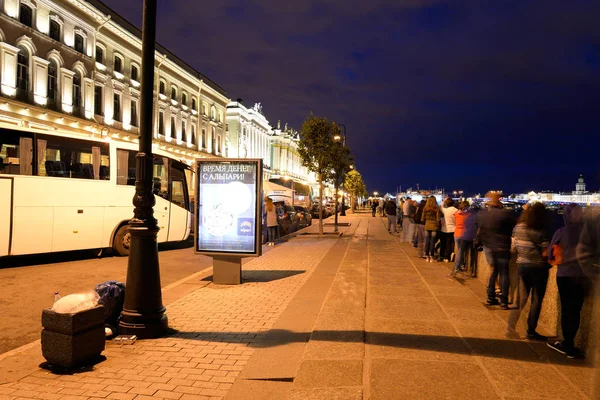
368;193;599;359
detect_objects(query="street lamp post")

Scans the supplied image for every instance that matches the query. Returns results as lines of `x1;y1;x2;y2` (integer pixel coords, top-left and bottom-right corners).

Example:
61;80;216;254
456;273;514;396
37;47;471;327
118;0;168;339
336;124;348;216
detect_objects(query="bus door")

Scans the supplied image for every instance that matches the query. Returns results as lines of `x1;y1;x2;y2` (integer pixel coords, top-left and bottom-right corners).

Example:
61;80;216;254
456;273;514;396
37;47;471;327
167;161;190;241
0;177;12;256
152;156;170;243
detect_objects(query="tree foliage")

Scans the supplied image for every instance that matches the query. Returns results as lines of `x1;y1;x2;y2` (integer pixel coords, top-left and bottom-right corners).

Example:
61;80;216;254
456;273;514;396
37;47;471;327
297;114;338;180
345;170;367;198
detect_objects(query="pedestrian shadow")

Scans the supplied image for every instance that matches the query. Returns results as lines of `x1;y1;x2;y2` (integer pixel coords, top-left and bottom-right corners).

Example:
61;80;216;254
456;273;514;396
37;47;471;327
168;328;591;367
201;270;305;283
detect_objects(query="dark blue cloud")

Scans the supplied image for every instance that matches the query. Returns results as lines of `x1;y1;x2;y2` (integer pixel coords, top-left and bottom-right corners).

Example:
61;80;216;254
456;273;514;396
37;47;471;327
101;0;600;195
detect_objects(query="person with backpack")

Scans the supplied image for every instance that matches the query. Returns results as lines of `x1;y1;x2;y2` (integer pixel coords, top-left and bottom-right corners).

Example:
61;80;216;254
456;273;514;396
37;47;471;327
448;201;478;277
384;199;398;234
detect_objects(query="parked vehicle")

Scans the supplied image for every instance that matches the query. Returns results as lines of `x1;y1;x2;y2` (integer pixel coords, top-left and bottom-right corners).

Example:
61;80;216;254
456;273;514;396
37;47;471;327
276;204;300;235
310;204;330;219
294;206;313;228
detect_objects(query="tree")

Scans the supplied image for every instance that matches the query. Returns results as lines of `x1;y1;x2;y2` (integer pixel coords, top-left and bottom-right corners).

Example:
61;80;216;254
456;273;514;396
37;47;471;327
298;114;338;234
345;170;367;211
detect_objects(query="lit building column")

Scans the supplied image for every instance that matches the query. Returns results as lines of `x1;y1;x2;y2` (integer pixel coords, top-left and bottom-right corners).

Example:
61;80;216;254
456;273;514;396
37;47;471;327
32;56;50;106
59;67;75;113
0;43;19;97
83;77;94;118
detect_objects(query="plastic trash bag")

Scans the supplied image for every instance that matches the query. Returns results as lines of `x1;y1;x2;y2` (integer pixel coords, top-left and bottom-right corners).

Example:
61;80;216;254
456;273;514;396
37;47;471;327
94;281;126;336
51;291;100;314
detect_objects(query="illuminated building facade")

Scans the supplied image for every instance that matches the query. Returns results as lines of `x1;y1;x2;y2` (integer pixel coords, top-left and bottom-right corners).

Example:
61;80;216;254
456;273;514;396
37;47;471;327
0;0;229;168
225;99;272;178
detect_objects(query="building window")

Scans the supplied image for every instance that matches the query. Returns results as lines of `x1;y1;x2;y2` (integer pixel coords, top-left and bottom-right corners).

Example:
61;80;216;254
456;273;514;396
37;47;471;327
16;47;29;92
171;86;177;101
49;20;61;41
158;111;165;135
131;101;138;127
191;125;196;145
114;56;122;73
211;107;216;120
181;122;187;142
182;93;187;107
95;46;103;64
113;93;121;122
170;117;176;138
73;73;82;109
47;60;58;105
94;86;103;115
203;104;207;115
217;134;221;153
74;33;85;54
201;129;206;148
192;97;197;111
131;65;138;82
19;4;33;27
159;80;166;95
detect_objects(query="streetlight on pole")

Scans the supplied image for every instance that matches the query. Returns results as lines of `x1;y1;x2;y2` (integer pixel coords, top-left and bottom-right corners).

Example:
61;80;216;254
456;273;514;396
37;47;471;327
334;124;349;216
119;0;168;339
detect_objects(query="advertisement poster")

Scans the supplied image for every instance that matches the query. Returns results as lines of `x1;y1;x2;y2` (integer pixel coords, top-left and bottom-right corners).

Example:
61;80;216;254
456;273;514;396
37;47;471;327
195;159;262;256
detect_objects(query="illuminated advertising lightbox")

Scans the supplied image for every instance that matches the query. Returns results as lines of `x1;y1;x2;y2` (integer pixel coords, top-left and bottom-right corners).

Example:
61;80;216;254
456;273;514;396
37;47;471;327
195;159;263;256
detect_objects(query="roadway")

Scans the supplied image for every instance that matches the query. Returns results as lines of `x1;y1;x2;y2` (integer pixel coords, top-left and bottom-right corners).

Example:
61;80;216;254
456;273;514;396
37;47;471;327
0;240;212;355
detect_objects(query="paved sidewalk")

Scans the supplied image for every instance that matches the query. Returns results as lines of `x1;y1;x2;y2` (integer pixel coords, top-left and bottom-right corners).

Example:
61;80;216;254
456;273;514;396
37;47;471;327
0;212;596;399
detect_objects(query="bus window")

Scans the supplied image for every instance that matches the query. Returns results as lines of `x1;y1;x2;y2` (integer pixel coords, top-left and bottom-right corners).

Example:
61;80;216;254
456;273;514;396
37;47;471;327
170;165;189;210
117;150;169;200
38;134;109;179
0;130;33;175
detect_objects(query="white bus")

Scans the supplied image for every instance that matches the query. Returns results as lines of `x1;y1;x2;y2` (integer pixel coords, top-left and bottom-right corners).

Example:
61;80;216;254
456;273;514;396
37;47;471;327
0;126;191;258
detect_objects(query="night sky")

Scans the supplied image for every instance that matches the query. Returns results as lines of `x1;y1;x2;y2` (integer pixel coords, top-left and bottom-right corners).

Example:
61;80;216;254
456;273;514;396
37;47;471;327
101;0;600;196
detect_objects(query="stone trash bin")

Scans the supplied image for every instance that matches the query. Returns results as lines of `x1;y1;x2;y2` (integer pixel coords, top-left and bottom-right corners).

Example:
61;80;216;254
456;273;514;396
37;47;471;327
41;305;105;368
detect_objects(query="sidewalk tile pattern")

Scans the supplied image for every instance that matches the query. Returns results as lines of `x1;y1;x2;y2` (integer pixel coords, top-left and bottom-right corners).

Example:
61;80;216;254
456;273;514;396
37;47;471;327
0;237;336;400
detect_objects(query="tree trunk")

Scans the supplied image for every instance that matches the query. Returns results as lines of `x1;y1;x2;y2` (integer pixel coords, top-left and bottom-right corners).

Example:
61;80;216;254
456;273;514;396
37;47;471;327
318;172;323;235
334;177;339;232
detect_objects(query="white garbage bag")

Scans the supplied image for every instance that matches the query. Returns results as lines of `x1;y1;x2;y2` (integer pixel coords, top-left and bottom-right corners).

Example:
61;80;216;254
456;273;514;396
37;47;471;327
51;291;100;314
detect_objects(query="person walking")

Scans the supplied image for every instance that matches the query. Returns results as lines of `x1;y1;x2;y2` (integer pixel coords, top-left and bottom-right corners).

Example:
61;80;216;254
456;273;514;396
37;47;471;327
440;198;459;262
414;199;427;257
384;199;398;234
507;202;551;340
422;196;441;262
477;192;516;309
546;204;588;357
371;199;378;217
448;201;477;277
265;197;279;246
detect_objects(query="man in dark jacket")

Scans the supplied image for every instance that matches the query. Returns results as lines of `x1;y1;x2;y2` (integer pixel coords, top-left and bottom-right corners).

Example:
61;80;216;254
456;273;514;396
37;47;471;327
384;199;398;234
476;192;516;308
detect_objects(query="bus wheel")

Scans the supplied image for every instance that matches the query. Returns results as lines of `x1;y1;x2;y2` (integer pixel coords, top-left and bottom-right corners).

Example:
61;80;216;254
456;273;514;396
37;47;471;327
113;225;131;256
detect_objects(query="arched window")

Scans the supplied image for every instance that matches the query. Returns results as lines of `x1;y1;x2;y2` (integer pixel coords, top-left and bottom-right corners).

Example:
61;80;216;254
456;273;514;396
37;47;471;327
49;20;61;41
113;54;123;73
95;45;104;64
211;106;216;120
201;129;206;148
171;86;177;101
159;80;166;95
47;60;58;106
73;72;82;110
192;97;197;111
74;33;84;53
19;4;33;27
181;92;187;107
16;46;29;93
131;64;139;82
